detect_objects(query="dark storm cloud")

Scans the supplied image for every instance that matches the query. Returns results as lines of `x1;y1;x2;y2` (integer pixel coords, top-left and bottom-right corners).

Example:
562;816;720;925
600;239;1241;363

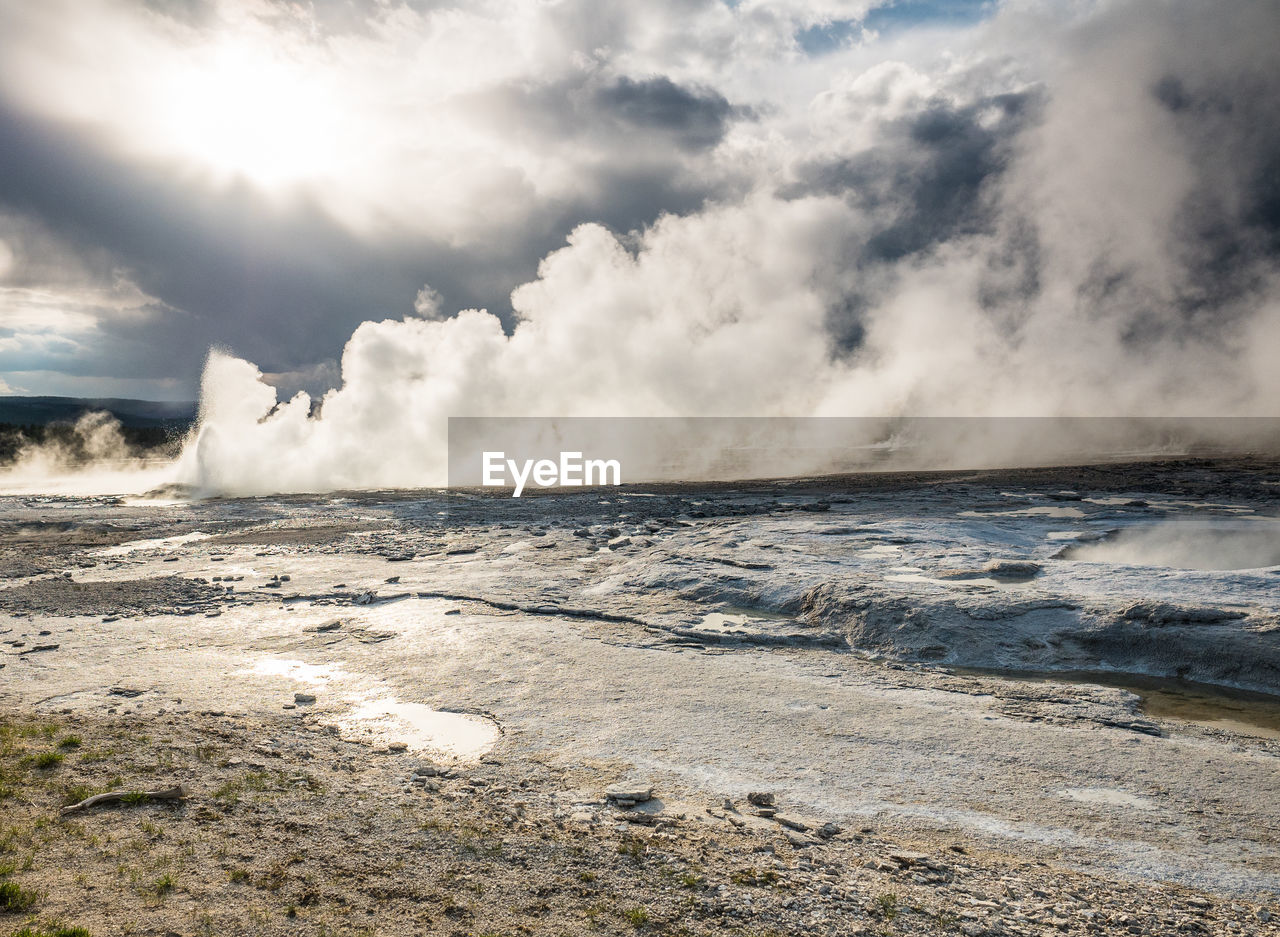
481;72;745;154
782;89;1040;351
0;102;464;382
0;84;740;393
596;76;740;151
1148;68;1280;318
785;91;1037;262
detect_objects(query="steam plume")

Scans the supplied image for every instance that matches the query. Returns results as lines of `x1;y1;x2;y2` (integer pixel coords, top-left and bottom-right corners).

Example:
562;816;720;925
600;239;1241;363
164;1;1280;494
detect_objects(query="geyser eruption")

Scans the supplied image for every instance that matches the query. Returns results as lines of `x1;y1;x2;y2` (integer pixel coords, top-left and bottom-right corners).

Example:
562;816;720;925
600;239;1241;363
170;0;1280;496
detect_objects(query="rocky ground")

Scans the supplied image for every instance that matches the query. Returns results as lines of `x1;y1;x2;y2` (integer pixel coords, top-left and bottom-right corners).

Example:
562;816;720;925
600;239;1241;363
1;708;1274;937
2;459;1279;935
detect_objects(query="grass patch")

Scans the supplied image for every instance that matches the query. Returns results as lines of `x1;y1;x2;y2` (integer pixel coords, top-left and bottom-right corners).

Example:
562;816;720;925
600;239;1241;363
616;834;647;860
876;892;899;920
10;928;91;937
138;819;162;838
60;784;102;807
24;751;64;770
622;907;650;928
0;879;39;911
729;868;779;887
211;770;279;806
57;736;82;750
151;873;175;897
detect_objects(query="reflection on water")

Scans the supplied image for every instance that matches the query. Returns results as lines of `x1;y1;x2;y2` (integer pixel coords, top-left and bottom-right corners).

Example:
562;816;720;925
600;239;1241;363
697;606;795;633
966;668;1280;741
959;505;1087;519
97;531;211;556
240;656;499;760
339;699;499;759
244;658;346;682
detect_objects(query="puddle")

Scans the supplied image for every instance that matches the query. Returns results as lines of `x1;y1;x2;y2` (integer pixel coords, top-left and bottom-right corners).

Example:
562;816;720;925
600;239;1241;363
1059;520;1280;570
699;611;785;632
1059;787;1157;810
717;605;793;621
959;506;1086;519
97;531;211;556
338;699;499;760
966;668;1280;741
243;658;347;683
885;573;1034;589
241;657;499;759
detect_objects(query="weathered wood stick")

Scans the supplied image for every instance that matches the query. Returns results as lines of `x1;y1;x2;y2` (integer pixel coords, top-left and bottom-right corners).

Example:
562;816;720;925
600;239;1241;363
60;784;186;816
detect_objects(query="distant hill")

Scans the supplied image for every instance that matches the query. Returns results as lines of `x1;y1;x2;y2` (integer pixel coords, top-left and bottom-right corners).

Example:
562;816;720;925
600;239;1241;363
0;396;197;430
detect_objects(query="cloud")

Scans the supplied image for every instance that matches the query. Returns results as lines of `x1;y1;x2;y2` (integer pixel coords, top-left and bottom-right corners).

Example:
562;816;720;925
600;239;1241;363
0;0;823;394
1;0;1278;493
173;0;1280;494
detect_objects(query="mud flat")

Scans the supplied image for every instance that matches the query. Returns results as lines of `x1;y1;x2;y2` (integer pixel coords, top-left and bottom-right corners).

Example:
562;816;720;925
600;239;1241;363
1;458;1278;934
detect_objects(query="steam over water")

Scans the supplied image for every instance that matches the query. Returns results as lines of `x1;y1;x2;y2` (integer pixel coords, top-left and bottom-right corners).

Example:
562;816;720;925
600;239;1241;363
1063;521;1280;572
173;0;1280;497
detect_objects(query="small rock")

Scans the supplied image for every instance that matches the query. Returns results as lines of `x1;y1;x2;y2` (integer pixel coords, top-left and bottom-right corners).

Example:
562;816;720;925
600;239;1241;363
983;559;1041;579
747;791;776;807
606;784;653;805
294;693;316;705
775;815;809;832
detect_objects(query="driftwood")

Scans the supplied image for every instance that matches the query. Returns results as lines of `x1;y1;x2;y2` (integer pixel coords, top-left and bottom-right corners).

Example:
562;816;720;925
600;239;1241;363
60;784;186;816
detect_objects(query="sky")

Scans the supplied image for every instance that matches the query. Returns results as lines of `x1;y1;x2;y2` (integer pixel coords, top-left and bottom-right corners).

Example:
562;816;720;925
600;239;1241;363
0;0;1277;429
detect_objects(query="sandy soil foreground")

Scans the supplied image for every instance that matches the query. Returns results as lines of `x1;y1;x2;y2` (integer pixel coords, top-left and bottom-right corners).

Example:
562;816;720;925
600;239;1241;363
1;459;1278;936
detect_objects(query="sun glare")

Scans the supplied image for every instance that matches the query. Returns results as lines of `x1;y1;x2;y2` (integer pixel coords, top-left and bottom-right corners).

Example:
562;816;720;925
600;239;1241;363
158;42;344;189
